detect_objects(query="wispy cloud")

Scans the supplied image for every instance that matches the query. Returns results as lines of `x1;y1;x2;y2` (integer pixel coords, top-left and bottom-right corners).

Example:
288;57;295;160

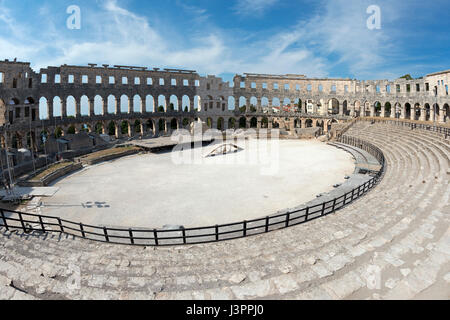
234;0;278;17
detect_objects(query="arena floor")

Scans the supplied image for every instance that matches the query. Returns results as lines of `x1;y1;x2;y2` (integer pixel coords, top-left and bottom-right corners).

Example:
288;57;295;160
40;140;355;228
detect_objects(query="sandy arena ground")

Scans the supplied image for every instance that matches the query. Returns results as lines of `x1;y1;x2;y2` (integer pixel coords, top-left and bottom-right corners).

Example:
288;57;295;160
40;140;355;228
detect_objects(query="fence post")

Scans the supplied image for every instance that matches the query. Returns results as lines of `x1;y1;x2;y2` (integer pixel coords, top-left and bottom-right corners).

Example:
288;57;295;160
80;223;85;238
18;212;26;232
153;229;159;246
129;229;134;245
351;189;355;201
58;218;64;233
182;227;186;245
215;225;219;241
285;212;290;228
305;207;310;221
243;221;247;237
265;216;270;232
103;227;109;242
0;209;9;231
321;203;326;216
38;215;45;232
332;198;337;212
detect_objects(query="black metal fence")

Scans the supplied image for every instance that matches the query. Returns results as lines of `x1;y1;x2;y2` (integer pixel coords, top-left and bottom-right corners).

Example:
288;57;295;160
0;136;385;247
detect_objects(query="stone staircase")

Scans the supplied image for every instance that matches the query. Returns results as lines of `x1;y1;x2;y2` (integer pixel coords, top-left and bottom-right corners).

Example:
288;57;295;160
0;121;449;300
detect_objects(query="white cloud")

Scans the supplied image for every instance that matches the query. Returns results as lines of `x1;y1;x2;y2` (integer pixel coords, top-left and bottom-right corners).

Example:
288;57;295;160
0;0;407;79
234;0;278;17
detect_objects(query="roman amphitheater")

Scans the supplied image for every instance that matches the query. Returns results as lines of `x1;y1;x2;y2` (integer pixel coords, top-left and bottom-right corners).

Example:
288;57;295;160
0;59;449;300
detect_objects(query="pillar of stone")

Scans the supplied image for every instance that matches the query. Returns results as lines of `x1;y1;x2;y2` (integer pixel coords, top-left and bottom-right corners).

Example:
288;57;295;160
370;106;375;117
47;100;54;120
339;103;344;116
438;108;445;123
128;123;133;137
128;99;134;115
178;100;183;113
419;107;426;122
89;99;95;116
102;99;107;115
75;99;81;118
140;123;146;135
114;97;119;114
380;105;385;118
115;123;121;138
400;105;406;119
61;100;67;118
430;108;435;122
166;98;171;112
391;105;396;118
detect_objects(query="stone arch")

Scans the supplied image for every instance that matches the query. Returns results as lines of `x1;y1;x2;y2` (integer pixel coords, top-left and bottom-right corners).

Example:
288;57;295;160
158;95;166;112
261;117;269;128
394;102;402;119
250;117;258;128
405;103;412;120
249;97;257;112
217;117;224;130
414;103;421;121
182;95;190;112
228;96;235;111
39;97;48;120
133;95;143;113
80;95;90;116
384;102;392;118
107;95;117;114
228;117;236;129
121;120;130;135
158;118;166;133
170;118;178;130
239;117;247;129
120;95;130;114
94;95;104;115
206;117;213;128
53;96;62;117
95;122;104;134
238;97;247;113
145;95;155;113
328;98;339;115
305;119;313;128
443;103;450;123
272;97;281;108
170;95;178;112
294;118;301;128
424;103;431;121
342;100;349;116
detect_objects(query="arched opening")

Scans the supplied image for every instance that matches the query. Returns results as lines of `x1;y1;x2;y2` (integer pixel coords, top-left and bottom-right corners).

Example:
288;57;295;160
182;118;190;128
95;122;104;134
182;95;190;112
443;104;450;123
405;103;412;120
294;119;301;128
394;103;402;119
170;118;178;130
107;122;116;136
414;103;421;121
158;95;166;112
53;96;62;117
433;104;440;122
328;98;339;115
107;95;117;114
121;121;129;135
239;117;247;129
146;95;155;113
120;95;130;114
206;118;213;128
227;96;235;111
374;102;382;117
170;95;178;112
39;97;48;120
80;95;90;116
239;97;247;113
146;120;155;134
133;95;142;113
306;119;313;128
134;120;142;134
249;97;257;112
67;125;76;135
354;101;361;117
228;118;236;129
158;119;166;132
94;95;103;115
424;104;431;121
217;117;224;131
384;102;391;118
272;120;280;128
343;100;349;116
250;117;258;128
66;96;76;117
261;117;268;128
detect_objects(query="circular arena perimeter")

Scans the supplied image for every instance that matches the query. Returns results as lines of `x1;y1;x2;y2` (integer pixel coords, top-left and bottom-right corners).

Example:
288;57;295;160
40;140;355;229
0;120;449;300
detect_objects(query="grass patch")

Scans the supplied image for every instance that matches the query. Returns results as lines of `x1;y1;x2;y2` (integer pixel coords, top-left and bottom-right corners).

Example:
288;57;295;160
31;162;73;181
81;146;140;162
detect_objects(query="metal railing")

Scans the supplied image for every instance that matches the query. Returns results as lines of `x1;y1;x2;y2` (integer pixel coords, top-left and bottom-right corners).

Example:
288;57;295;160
360;117;450;139
0;136;385;247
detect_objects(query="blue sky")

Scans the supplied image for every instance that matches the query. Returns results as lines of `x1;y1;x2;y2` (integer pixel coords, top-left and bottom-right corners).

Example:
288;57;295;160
0;0;449;82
